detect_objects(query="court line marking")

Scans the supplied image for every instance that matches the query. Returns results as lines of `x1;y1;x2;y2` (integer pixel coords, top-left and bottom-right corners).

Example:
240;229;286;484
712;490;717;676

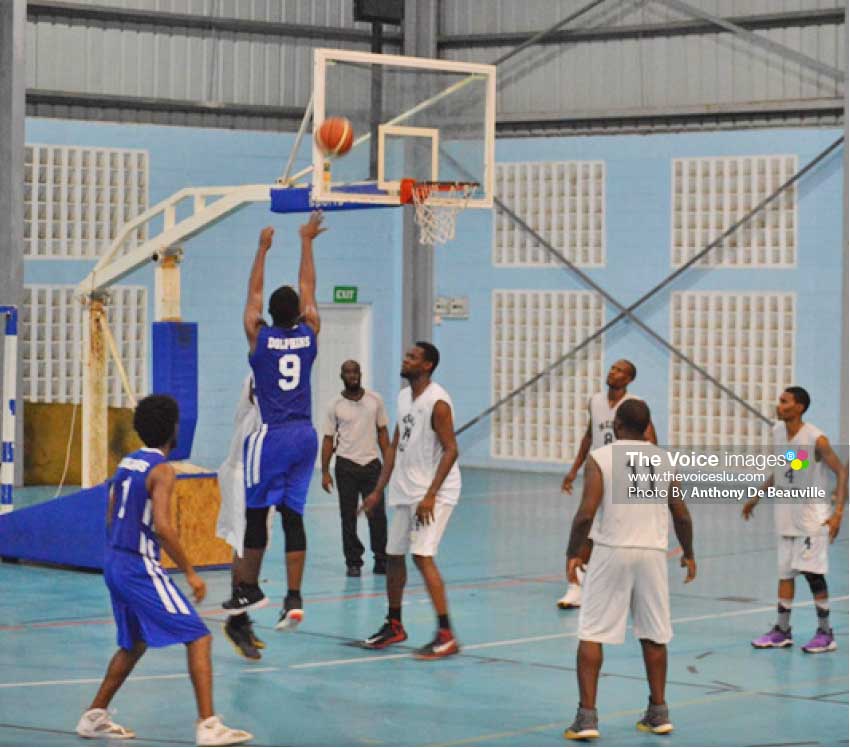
431;674;849;747
288;595;849;670
0;666;279;690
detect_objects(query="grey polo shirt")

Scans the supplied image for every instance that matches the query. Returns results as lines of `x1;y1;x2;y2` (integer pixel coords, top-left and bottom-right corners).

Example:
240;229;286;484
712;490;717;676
323;389;389;466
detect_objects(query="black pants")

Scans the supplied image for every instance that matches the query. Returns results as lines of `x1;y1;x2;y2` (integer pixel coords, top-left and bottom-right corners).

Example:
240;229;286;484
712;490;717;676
334;456;387;567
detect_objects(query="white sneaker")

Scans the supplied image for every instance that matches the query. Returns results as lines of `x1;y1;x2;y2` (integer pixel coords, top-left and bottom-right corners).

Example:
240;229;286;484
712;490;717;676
556;584;582;609
196;715;253;746
76;708;135;739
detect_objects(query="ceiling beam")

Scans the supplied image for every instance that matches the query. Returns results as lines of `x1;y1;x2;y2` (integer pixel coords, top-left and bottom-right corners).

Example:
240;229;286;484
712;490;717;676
438;8;845;49
27;1;403;45
654;0;845;82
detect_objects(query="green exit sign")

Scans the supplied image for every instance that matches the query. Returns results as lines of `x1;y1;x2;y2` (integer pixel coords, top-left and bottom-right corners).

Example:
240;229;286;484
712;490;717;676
333;286;358;304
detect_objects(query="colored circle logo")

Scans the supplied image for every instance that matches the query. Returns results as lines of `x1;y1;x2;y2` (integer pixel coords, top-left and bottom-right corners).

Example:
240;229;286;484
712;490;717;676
785;449;809;470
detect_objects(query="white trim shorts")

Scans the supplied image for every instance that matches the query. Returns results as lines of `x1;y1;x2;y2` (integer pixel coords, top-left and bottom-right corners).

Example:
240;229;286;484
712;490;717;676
386;502;454;557
777;533;829;579
578;544;672;645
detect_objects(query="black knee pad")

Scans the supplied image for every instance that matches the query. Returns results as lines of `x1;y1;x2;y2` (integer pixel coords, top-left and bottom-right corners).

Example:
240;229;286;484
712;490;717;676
244;507;269;549
280;505;306;552
804;572;827;596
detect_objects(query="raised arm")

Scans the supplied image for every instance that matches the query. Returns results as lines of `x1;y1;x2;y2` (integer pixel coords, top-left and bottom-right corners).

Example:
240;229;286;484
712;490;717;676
298;211;325;335
244;227;274;354
148;463;206;602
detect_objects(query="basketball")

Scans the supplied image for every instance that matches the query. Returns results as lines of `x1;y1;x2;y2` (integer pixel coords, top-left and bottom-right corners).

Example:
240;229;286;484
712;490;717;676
315;116;354;157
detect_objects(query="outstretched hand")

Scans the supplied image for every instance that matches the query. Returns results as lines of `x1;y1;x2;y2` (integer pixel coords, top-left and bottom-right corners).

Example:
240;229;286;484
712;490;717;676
258;226;274;251
300;211;326;240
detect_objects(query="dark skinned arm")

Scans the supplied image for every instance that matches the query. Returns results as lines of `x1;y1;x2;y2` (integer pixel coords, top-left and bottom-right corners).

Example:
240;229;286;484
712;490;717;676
816;435;848;541
414;401;460;526
668;481;696;583
565;457;604;582
298;212;324;334
244;227;273;355
148;463;206;603
361;426;399;516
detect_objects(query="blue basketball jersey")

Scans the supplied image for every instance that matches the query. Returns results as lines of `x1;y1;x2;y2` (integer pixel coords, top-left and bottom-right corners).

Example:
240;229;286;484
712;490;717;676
249;322;317;426
107;448;166;560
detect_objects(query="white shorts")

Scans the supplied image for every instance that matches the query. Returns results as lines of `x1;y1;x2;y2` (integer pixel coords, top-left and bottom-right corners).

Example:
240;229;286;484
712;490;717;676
578;544;672;645
386;502;454;557
777;533;829;579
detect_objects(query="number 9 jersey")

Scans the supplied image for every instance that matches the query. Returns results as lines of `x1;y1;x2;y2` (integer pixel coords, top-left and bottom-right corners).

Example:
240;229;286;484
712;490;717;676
245;322;319;514
249;323;317;426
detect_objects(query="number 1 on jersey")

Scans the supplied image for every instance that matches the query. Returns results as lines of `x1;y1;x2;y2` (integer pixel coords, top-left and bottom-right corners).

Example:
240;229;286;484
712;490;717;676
117;477;131;519
278;353;302;391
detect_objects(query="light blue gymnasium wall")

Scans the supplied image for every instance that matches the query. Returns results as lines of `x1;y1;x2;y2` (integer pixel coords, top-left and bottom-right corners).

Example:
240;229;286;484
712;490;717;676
21;122;844;473
435;128;845;472
24;119;404;469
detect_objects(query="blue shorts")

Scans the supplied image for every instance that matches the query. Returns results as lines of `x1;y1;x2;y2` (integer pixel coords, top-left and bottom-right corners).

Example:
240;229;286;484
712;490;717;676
104;549;209;650
244;421;318;515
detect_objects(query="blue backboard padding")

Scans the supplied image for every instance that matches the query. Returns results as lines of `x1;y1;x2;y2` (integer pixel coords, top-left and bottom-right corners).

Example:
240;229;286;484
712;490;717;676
270;184;397;213
0;485;108;569
152;322;198;461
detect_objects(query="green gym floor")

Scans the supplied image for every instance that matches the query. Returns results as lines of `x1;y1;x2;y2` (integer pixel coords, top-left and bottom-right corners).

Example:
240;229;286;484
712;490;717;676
0;468;847;746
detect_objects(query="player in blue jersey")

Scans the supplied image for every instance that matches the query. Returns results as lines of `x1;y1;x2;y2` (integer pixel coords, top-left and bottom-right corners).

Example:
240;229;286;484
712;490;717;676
76;395;252;746
222;212;324;648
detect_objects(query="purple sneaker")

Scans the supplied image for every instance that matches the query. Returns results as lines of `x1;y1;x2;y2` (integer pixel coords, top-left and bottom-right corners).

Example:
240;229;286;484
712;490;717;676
751;625;793;649
802;628;837;654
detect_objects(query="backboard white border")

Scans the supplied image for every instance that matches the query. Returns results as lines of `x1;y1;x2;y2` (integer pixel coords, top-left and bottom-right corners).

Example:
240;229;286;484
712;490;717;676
377;125;440;192
312;48;495;209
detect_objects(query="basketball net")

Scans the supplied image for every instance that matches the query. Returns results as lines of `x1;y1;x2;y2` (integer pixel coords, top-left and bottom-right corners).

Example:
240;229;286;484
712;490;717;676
406;181;477;246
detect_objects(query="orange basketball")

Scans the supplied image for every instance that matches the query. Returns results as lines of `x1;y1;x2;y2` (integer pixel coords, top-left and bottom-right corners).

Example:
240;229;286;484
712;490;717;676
315;117;354;157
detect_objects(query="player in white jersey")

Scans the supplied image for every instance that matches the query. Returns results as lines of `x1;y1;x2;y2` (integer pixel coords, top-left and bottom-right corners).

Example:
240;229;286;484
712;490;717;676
360;342;462;659
743;387;847;654
557;359;657;609
563;400;695;740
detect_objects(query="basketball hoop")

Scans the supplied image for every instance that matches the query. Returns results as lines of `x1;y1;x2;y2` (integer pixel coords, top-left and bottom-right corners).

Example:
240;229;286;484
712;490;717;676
400;179;479;246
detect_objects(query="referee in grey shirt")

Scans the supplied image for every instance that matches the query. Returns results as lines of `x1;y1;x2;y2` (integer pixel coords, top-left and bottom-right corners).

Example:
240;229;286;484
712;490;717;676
321;360;390;577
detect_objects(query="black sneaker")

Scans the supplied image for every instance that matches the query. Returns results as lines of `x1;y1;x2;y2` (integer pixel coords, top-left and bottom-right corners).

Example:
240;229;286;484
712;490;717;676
373;559;387;575
223;619;261;660
274;593;303;632
222;584;269;613
346;565;362;578
361;617;407;649
243;616;266;650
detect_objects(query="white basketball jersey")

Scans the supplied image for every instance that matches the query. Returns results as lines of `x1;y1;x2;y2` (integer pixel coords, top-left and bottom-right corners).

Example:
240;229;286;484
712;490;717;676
772;421;831;536
589;440;670;551
388;382;462;507
589;391;641;450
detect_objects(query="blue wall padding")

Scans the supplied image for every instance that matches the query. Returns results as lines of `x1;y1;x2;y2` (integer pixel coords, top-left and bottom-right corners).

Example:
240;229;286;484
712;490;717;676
0;485;108;569
0;475;224;570
152;321;198;461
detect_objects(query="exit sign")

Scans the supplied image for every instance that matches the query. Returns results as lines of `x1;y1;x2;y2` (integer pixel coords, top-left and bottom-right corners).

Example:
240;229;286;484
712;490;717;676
333;286;358;304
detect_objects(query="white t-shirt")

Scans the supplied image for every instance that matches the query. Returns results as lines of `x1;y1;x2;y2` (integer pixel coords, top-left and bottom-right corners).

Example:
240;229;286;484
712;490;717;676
323;389;389;466
588;440;670;552
388;382;461;507
589;391;642;450
772;421;832;536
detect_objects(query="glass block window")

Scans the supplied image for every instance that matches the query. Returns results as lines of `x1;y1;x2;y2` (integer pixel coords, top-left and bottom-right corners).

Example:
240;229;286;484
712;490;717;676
494;161;605;267
21;285;147;408
669;292;795;446
24;145;148;259
492;290;604;461
671;155;797;268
